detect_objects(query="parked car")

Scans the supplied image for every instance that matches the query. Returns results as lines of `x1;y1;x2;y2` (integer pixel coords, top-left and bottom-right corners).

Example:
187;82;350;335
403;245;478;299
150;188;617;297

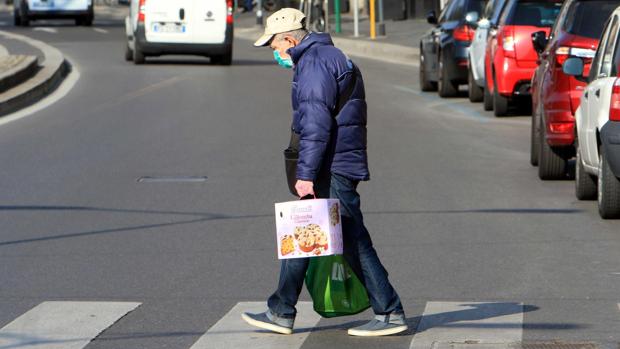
530;0;619;180
564;6;620;218
483;0;563;116
467;0;508;102
125;0;234;65
14;0;94;26
419;0;486;97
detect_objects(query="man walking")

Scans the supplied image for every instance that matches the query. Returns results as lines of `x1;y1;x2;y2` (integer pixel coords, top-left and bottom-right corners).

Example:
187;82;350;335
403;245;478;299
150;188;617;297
242;8;407;337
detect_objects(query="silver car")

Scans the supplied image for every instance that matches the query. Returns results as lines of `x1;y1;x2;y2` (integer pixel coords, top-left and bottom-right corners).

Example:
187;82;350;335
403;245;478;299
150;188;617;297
467;0;508;102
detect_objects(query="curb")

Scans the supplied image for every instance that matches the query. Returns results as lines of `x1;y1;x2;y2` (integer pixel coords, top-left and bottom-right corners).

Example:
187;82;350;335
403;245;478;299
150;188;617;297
234;27;419;67
0;55;38;94
0;30;69;117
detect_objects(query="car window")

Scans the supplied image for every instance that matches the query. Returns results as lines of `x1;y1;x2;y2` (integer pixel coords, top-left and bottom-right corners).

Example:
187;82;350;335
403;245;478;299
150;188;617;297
448;0;466;21
483;0;495;17
467;0;486;16
589;18;612;81
601;16;620;78
438;0;454;22
504;0;563;27
612;26;620;76
491;0;509;24
548;0;571;40
563;0;619;39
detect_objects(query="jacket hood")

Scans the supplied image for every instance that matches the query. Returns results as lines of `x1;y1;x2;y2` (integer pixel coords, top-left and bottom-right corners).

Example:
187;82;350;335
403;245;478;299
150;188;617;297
288;32;334;64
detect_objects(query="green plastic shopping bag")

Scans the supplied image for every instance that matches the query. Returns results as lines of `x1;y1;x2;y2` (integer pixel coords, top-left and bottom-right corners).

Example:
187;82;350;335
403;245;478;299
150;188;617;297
305;255;371;318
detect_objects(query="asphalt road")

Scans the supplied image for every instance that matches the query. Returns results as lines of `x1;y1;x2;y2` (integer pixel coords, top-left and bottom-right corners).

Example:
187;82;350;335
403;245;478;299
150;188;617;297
0;9;619;349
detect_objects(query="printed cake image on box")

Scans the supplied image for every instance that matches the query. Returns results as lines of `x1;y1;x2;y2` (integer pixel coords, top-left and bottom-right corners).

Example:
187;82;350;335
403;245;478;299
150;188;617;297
275;199;343;259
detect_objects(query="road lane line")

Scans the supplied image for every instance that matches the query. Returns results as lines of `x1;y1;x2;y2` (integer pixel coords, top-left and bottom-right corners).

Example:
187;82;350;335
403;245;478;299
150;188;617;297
409;302;523;349
0;301;141;349
33;27;58;34
93;28;109;34
189;302;320;349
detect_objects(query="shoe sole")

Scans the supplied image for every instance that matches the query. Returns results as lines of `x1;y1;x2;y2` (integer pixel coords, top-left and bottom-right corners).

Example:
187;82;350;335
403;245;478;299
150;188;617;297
347;325;408;337
241;313;293;335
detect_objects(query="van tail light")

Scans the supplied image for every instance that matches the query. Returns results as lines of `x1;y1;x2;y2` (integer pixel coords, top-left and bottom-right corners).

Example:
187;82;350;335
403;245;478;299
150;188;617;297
138;0;146;23
453;25;474;42
501;29;515;58
226;0;234;24
555;46;595;66
610;78;620;122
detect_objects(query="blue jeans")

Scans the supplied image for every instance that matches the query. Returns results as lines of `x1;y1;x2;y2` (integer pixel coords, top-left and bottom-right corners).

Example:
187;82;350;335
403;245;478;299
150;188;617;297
267;173;404;318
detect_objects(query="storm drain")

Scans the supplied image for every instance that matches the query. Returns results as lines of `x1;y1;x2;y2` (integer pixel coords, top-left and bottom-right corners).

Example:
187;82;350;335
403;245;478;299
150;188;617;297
137;176;208;183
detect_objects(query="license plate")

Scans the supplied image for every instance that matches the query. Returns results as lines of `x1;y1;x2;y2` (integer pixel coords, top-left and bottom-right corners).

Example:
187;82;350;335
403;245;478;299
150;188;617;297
32;0;54;8
152;22;186;34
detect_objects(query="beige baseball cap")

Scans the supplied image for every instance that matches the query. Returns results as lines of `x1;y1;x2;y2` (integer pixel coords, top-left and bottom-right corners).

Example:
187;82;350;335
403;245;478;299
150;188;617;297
253;8;306;47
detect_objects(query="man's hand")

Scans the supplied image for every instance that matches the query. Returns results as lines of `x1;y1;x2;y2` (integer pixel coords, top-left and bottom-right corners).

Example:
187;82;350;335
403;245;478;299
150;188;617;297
295;180;315;198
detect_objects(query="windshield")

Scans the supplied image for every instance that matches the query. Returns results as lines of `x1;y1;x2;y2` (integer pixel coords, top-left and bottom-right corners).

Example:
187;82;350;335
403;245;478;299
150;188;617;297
506;0;563;27
563;1;619;39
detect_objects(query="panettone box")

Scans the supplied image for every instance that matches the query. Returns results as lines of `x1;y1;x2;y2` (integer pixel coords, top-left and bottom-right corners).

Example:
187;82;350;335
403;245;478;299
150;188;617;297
275;199;343;259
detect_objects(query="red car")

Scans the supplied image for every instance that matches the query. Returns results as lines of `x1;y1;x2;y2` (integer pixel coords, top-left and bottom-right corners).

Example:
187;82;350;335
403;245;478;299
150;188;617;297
483;0;563;116
530;0;619;179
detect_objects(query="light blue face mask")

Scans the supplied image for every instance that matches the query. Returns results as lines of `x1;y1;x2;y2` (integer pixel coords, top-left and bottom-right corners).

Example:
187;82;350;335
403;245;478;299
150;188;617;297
273;50;293;69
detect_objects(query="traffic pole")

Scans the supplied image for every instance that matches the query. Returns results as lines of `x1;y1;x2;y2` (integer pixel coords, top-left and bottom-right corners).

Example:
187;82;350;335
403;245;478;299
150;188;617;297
353;0;359;37
369;0;376;39
334;0;341;34
256;0;263;26
376;0;385;36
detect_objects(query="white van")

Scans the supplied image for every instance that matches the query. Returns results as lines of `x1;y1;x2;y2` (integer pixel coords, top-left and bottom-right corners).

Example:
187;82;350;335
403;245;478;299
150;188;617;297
125;0;234;65
14;0;94;26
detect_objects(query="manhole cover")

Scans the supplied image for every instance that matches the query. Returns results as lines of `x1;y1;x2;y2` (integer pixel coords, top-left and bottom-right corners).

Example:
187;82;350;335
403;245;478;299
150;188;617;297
137;176;208;183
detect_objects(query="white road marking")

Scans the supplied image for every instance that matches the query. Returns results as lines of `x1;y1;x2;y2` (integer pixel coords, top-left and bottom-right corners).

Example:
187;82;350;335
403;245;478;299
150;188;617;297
33;27;58;34
0;57;80;128
189;302;321;349
93;28;108;34
409;302;523;349
0;301;141;349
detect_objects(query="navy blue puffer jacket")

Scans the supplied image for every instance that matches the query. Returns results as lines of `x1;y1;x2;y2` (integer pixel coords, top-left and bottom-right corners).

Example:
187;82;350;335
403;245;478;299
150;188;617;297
289;32;369;181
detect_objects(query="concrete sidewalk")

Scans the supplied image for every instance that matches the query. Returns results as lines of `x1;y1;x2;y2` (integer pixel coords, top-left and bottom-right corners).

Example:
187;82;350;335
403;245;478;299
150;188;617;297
233;11;432;66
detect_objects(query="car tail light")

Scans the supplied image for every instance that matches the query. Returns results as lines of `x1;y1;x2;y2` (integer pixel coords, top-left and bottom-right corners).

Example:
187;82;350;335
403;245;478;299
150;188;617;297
138;0;146;23
453;25;474;42
549;122;574;134
501;30;515;58
610;78;620;122
226;0;234;24
555;46;595;66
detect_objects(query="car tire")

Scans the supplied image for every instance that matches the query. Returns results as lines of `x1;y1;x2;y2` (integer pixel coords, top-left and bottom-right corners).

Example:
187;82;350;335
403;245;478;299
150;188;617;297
83;16;93;26
125;43;133;62
538;120;567;180
437;51;458;98
493;76;509;117
419;52;437;92
483;83;493;111
75;18;82;26
13;10;20;26
468;65;483;102
598;149;620;219
133;44;145;65
213;50;233;66
530;106;540;166
575;144;597;200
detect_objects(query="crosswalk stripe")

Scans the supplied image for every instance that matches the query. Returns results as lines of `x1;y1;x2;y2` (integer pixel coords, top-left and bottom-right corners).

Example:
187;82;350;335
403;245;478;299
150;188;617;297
409;302;523;349
189;302;321;349
0;301;141;349
93;28;108;34
32;27;58;34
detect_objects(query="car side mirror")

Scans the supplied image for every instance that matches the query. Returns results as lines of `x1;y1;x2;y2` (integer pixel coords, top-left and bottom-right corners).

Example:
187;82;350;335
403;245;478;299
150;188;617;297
427;10;438;25
465;11;479;27
531;31;548;54
563;57;588;83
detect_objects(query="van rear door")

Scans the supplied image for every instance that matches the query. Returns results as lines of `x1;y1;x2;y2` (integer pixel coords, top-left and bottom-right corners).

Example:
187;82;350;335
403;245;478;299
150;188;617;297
191;0;228;44
144;0;192;43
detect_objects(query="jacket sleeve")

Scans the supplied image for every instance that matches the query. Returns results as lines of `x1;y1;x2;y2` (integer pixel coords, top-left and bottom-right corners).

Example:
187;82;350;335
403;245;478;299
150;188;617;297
295;56;338;181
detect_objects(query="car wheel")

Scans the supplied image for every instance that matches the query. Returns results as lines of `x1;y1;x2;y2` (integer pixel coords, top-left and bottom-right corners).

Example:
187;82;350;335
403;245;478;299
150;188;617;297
13;10;21;26
125;43;133;62
530;105;540;166
538;120;567;180
213;50;232;66
438;51;458;98
83;16;93;26
419;52;437;92
483;83;493;111
493;76;509;116
133;43;145;65
598;149;620;219
575;143;597;200
468;65;483;102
